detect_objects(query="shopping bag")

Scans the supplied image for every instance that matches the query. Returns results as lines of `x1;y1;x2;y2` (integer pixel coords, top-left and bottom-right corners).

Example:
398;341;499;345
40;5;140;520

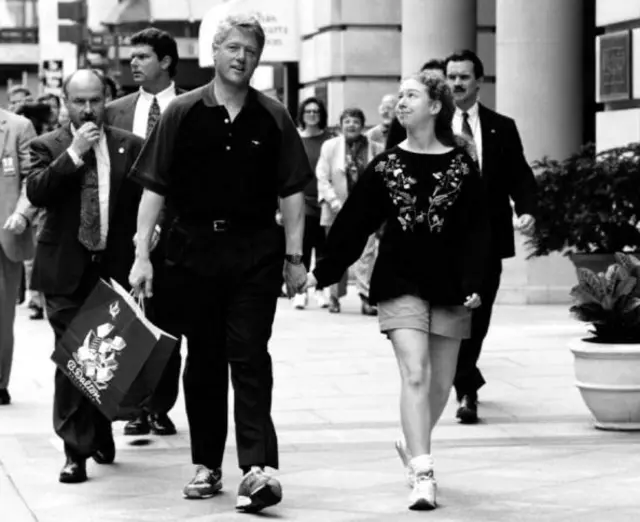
51;278;177;421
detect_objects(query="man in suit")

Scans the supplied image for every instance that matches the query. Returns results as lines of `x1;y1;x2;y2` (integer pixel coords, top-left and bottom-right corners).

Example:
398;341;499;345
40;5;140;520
445;50;537;424
105;27;182;437
0;107;37;405
26;69;144;483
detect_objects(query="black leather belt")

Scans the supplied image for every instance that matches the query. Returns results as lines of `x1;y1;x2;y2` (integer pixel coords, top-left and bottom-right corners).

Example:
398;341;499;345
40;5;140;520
175;216;275;234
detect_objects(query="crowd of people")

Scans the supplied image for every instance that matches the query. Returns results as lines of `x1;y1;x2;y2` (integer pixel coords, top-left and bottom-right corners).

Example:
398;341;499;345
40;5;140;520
0;12;537;515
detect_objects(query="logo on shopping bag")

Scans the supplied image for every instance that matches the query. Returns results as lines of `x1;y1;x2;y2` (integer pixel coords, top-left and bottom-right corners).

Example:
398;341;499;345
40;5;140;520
109;301;121;321
67;321;127;403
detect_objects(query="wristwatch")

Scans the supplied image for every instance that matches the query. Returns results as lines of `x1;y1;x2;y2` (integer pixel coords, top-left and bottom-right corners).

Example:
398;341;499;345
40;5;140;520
285;254;304;265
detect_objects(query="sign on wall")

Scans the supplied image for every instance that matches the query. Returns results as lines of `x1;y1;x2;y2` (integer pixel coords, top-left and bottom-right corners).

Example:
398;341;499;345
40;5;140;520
198;0;300;67
42;60;64;95
597;31;631;103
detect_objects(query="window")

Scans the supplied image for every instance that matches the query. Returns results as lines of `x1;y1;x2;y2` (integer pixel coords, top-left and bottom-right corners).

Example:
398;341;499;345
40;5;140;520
0;0;38;29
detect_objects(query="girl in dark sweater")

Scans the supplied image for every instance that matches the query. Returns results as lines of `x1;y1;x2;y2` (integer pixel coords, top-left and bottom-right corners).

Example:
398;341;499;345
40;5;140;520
307;72;490;510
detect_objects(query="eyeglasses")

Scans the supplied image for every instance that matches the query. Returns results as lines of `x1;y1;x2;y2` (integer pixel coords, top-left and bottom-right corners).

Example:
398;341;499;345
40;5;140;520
304;109;320;114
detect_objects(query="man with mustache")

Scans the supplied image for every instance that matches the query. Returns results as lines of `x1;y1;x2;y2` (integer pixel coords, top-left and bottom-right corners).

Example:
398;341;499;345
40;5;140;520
445;49;537;424
105;27;183;439
26;69;144;483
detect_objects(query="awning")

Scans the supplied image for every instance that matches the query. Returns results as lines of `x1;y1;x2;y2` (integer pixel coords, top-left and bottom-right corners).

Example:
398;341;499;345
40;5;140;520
102;0;199;25
198;0;300;67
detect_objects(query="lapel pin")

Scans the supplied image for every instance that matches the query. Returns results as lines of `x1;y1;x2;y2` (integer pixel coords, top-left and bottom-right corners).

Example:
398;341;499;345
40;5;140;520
118;147;125;154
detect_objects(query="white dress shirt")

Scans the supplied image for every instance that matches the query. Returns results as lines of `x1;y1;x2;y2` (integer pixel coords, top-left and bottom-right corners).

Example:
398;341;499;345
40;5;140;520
67;127;111;247
453;102;483;170
132;82;177;138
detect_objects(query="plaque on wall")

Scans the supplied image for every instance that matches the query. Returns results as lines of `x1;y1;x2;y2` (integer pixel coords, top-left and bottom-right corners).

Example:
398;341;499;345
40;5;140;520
598;31;631;103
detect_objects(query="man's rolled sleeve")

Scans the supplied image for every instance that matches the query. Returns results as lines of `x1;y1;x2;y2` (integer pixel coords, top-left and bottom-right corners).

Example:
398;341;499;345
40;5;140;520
276;111;314;198
128;102;180;196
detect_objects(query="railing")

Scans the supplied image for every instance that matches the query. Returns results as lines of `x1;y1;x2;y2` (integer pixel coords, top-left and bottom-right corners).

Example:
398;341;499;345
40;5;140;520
0;27;37;43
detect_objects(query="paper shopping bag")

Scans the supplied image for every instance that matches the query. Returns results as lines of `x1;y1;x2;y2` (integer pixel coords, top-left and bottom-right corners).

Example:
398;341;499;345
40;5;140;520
51;278;177;421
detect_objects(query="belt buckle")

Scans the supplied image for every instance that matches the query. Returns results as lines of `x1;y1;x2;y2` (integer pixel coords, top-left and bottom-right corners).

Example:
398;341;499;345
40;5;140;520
213;220;228;232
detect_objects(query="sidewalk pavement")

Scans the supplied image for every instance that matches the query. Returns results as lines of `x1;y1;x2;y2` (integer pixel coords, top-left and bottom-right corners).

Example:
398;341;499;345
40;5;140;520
2;289;640;522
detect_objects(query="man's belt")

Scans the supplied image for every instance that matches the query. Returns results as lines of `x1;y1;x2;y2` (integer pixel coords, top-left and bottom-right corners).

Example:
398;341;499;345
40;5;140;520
174;216;276;234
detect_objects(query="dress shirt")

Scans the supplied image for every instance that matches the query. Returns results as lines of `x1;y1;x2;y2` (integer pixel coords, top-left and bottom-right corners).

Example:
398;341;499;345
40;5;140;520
67;127;111;246
453;102;483;170
132;82;177;139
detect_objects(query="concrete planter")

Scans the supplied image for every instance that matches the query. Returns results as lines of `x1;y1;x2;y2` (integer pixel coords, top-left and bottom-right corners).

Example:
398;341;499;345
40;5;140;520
569;338;640;430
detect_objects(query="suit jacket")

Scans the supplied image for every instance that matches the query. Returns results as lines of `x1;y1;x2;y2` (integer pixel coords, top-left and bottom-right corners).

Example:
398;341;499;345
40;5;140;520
0;108;37;262
316;135;384;227
26;125;144;296
105;88;187;132
477;104;537;260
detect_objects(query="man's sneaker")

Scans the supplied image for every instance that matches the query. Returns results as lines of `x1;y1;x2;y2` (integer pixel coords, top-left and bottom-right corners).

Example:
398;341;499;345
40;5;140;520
236;468;282;513
183;465;222;499
292;292;307;310
408;470;437;511
394;438;414;488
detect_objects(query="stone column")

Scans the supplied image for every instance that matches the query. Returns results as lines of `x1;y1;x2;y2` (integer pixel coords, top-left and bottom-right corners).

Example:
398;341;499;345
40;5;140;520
496;0;584;161
495;0;584;304
401;0;477;76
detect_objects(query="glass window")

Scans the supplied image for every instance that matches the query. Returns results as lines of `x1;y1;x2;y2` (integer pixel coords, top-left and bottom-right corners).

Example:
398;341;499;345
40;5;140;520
0;0;38;29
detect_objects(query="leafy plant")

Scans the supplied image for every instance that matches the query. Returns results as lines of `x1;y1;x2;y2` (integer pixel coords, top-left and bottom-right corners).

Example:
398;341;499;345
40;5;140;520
570;253;640;343
527;142;640;258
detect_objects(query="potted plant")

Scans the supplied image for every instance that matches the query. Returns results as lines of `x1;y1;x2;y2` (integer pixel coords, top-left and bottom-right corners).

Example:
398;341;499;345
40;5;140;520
569;252;640;430
526;142;640;273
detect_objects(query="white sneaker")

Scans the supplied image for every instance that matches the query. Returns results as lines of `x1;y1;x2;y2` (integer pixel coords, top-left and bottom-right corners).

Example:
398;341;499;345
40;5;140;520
394;438;414;488
408;470;437;511
292;293;307;310
314;290;329;308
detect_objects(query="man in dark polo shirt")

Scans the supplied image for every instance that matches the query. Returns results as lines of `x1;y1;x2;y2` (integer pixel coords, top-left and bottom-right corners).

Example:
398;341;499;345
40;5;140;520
128;14;310;515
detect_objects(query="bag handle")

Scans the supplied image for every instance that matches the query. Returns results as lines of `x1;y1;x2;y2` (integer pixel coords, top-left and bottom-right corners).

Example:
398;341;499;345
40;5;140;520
129;289;146;315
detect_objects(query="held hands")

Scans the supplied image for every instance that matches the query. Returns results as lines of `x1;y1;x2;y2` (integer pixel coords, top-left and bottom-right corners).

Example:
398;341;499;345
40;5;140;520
464;293;482;309
283;260;307;297
129;257;154;298
515;213;536;236
3;213;27;235
70;122;100;158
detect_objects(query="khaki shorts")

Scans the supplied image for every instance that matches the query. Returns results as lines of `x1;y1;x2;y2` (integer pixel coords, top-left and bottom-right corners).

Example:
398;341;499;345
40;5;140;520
378;294;472;340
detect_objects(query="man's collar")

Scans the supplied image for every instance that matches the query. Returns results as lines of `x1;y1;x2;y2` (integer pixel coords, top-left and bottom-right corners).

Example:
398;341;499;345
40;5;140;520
202;80;257;108
138;82;176;101
455;101;479;117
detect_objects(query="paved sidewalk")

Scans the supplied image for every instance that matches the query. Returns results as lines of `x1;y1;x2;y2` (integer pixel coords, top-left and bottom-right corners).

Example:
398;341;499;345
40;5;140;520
2;289;640;521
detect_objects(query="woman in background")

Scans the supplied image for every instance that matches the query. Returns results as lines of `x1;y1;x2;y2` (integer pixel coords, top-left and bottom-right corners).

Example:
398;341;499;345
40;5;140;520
291;97;334;309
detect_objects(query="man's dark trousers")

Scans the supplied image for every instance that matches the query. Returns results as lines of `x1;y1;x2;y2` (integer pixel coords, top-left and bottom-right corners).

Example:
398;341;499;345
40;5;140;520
454;257;503;400
153;223;284;470
46;261;113;460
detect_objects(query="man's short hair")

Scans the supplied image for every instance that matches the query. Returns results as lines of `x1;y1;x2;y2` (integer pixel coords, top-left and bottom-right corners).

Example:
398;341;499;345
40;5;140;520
339;107;366;126
213;13;266;55
130;27;179;78
37;93;61;108
420;59;446;74
444;50;485;79
61;69;108;98
8;85;32;99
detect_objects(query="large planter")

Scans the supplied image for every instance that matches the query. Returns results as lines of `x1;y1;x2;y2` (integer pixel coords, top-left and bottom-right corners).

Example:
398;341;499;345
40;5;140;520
569;252;640;274
569;338;640;430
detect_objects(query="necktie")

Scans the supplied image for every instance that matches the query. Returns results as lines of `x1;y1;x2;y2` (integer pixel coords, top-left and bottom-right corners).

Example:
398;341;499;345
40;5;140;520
146;96;161;137
78;148;103;251
461;111;474;139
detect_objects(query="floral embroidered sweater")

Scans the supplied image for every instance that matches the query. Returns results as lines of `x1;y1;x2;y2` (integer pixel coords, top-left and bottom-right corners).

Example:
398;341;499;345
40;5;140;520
313;146;491;305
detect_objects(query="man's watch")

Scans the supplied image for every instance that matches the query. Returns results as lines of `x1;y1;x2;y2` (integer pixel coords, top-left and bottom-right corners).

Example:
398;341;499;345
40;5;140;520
285;254;304;265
